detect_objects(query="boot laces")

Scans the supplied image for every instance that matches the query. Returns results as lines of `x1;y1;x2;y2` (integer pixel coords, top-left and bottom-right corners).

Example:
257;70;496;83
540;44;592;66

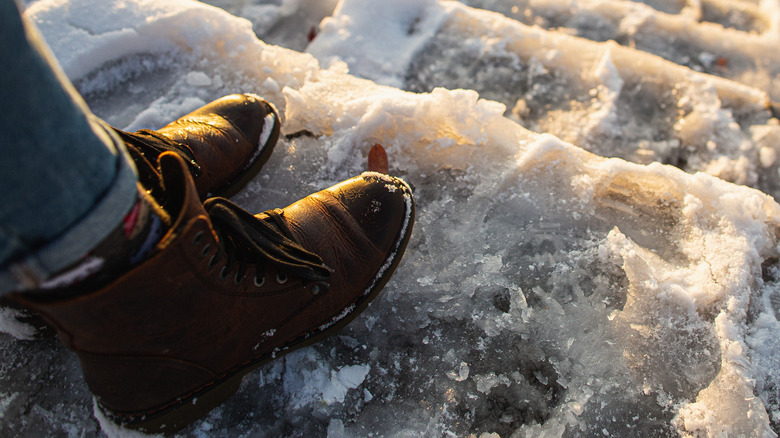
202;198;332;286
116;129;202;178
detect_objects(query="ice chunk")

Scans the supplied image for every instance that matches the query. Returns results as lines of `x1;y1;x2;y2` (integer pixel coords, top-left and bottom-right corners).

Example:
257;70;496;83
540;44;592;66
322;364;371;404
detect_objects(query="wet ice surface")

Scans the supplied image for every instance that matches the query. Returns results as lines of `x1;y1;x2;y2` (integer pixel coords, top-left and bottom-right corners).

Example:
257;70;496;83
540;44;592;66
3;0;780;437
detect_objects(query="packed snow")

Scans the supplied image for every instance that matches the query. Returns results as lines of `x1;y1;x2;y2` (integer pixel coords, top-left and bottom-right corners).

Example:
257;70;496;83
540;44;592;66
2;0;780;436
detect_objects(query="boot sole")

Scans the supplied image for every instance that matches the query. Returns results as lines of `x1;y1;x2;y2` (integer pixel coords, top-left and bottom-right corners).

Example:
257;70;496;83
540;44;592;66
103;183;416;435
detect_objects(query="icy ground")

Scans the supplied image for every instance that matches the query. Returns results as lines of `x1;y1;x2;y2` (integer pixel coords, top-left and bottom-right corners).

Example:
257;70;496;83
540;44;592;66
3;0;780;436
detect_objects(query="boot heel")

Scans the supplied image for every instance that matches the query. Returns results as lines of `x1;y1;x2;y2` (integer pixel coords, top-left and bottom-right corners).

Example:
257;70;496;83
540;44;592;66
106;370;245;435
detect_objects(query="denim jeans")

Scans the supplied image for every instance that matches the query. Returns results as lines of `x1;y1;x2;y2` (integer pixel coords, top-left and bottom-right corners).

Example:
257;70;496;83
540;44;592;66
0;0;138;294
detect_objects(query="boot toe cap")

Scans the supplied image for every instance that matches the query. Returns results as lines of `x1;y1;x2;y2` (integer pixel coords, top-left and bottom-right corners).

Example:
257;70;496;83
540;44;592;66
204;93;278;146
326;172;414;254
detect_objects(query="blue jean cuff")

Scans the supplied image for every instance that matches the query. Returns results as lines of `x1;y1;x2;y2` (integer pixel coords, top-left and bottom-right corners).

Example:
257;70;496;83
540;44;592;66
0;118;139;295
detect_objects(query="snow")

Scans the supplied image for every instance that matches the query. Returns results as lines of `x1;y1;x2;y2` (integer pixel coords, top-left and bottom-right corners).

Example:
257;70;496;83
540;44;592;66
309;0;452;88
0;307;37;341
2;0;780;436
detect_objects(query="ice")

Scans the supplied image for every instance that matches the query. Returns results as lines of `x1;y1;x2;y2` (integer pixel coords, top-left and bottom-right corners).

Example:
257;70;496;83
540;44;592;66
312;0;780;200
2;0;780;436
308;0;451;88
0;308;37;341
200;0;339;53
458;0;780;100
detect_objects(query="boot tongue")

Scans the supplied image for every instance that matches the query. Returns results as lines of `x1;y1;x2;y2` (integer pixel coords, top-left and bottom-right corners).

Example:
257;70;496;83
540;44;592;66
157;152;208;235
203;198;332;282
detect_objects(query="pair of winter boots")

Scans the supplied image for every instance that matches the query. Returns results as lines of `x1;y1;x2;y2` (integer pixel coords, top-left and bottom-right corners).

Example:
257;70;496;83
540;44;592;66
3;94;415;434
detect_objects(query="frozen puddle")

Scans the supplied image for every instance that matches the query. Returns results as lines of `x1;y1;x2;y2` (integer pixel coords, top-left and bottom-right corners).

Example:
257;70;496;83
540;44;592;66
1;0;780;436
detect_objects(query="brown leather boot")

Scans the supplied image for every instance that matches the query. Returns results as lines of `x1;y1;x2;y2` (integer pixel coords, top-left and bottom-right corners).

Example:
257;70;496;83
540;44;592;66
117;93;281;199
14;153;415;434
0;94;281;340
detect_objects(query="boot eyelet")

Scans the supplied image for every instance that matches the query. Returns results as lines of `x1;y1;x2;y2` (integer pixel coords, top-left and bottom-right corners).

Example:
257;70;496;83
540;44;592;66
253;275;266;287
311;283;329;296
192;231;204;246
276;273;288;284
220;266;230;281
208;254;219;269
234;273;244;285
200;243;211;258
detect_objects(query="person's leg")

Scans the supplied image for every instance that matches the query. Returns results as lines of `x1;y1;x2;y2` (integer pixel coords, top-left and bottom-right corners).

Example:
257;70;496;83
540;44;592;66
0;1;281;297
0;0;138;293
